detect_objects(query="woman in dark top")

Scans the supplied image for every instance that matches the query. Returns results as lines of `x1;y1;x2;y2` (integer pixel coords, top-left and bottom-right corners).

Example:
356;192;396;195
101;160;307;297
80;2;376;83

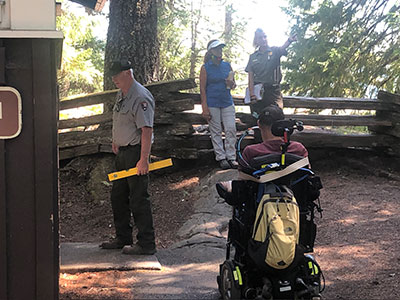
246;28;296;118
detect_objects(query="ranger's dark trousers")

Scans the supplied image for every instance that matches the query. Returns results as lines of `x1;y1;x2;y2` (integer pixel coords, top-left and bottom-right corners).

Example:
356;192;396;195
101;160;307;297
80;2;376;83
250;85;283;143
111;145;156;250
250;85;283;118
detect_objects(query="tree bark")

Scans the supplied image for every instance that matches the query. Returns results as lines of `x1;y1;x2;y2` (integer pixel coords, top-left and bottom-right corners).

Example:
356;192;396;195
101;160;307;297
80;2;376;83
104;0;159;90
222;4;233;61
189;0;202;79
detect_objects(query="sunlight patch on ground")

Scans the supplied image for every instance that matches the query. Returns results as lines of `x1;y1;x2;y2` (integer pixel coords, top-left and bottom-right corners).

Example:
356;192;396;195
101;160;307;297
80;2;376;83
60;271;135;299
317;242;383;272
377;209;395;216
169;177;200;190
334;212;391;226
337;217;357;225
167;262;220;273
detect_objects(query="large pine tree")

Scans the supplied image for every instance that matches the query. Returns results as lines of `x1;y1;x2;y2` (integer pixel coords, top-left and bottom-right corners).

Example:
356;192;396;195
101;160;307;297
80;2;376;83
283;0;400;97
104;0;158;90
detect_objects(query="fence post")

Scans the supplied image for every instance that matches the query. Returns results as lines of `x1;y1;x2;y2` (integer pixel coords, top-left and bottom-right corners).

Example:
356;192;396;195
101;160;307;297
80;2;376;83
373;91;400;154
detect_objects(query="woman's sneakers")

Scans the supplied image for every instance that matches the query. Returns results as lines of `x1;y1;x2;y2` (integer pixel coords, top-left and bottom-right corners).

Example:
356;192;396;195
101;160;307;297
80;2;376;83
219;159;238;169
219;159;231;169
228;160;238;169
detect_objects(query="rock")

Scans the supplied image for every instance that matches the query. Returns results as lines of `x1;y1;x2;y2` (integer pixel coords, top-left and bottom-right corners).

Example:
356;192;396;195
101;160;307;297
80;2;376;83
86;154;115;202
176;168;238;248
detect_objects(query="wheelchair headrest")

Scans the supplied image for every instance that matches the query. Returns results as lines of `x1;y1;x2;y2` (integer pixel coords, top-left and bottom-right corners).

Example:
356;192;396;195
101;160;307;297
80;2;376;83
271;119;304;137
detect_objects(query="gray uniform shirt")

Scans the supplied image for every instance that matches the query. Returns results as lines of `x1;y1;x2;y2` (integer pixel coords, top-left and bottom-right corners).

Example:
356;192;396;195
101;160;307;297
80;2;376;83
112;80;155;146
245;46;287;86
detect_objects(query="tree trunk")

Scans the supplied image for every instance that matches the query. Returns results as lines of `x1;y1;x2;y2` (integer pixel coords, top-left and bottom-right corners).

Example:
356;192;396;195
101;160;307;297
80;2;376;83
189;0;202;79
104;0;159;90
223;4;233;61
224;4;232;39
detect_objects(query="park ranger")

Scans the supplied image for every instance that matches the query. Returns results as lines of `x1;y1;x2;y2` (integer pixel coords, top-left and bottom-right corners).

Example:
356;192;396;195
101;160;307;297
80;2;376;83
100;59;156;255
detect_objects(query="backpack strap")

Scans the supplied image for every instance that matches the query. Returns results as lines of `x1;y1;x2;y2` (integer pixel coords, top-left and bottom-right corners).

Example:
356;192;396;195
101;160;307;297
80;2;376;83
238;157;310;183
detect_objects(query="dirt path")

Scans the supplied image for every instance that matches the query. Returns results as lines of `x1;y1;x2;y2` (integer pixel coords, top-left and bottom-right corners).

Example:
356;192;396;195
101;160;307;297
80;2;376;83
59;150;400;299
315;168;400;299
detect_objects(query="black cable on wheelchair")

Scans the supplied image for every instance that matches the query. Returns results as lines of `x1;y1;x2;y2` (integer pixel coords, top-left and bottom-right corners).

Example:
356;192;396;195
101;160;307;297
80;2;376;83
290;168;314;187
236;126;258;170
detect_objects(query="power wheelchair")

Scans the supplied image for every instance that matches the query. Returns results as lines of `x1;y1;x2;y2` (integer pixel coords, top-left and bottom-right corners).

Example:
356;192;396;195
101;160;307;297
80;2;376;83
216;120;324;300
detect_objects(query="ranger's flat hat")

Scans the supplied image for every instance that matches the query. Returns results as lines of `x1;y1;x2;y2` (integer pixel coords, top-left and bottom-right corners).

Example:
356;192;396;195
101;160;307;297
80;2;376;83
109;59;132;76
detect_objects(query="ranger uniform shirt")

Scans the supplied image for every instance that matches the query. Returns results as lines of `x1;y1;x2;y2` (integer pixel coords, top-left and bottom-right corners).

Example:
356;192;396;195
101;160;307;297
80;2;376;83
245;47;287;86
112;80;155;147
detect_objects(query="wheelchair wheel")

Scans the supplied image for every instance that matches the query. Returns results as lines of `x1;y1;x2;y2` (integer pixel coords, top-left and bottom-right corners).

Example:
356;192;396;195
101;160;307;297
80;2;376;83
219;260;242;300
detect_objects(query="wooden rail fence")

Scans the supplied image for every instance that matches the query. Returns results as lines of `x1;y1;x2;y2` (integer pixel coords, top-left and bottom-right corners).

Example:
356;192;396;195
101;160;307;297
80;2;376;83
59;79;400;160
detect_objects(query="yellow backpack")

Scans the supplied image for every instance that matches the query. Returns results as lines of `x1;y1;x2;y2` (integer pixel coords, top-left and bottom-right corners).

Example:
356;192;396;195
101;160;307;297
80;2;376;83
249;184;300;270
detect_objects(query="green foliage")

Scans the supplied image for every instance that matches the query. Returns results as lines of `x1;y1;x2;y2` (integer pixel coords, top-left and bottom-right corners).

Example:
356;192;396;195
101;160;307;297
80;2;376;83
157;0;246;82
221;4;247;66
157;0;192;80
57;3;105;98
282;0;400;98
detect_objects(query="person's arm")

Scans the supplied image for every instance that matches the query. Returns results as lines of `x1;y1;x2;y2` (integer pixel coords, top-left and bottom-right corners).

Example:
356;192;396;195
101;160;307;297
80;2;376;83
226;65;236;89
281;33;297;50
199;65;211;121
112;142;119;154
136;126;153;175
245;56;257;101
248;71;257;102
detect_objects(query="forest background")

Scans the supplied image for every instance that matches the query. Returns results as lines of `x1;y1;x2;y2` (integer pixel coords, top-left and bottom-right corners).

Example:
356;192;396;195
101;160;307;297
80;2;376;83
57;0;400;102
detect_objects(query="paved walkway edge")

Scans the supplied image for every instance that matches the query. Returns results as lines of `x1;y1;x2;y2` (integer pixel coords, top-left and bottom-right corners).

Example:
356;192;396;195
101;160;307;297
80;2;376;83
60;242;161;273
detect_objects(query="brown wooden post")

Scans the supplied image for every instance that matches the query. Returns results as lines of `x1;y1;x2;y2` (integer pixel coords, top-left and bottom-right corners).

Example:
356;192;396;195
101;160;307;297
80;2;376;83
0;37;61;300
0;41;8;300
373;91;400;138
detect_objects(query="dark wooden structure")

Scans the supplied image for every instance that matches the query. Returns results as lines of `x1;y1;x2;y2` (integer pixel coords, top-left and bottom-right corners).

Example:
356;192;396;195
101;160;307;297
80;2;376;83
59;79;400;160
0;38;61;300
69;0;107;12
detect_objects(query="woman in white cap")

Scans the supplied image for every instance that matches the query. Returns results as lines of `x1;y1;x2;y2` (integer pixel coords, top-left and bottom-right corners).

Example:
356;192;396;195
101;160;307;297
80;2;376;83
200;39;238;169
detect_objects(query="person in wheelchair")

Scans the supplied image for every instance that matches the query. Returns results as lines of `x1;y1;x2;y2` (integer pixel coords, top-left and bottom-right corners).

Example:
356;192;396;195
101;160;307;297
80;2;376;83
216;105;324;299
218;104;309;197
217;105;321;245
240;105;307;166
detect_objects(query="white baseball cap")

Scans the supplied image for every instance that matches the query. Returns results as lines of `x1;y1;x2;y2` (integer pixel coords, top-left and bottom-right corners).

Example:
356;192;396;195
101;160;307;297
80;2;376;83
207;40;226;51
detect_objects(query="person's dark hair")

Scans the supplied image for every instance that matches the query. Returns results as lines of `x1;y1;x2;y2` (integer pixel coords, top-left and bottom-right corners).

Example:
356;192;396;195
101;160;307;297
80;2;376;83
258;105;284;127
204;39;218;63
253;28;266;48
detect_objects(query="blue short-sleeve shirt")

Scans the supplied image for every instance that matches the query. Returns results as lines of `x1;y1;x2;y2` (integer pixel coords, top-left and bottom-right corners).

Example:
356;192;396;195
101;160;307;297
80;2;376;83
204;60;233;108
